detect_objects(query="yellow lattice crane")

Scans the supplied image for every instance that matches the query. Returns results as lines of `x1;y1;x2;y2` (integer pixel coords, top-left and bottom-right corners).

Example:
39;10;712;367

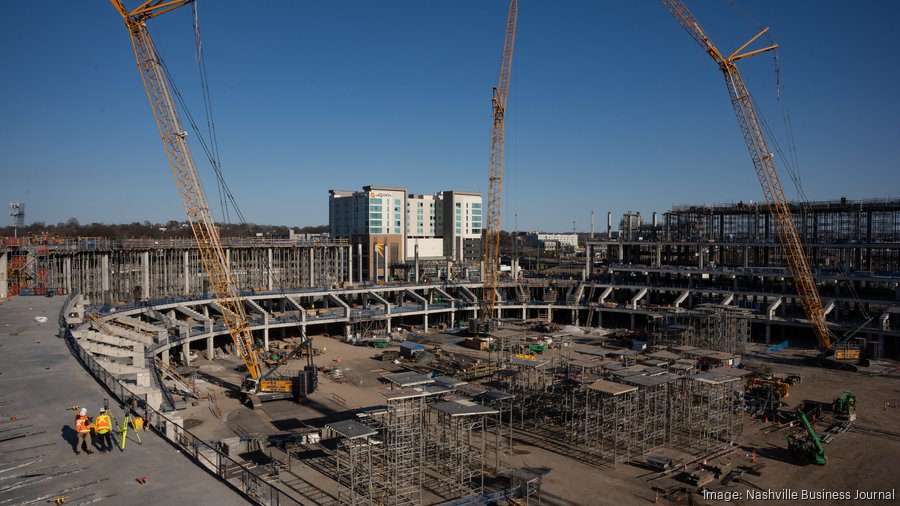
110;0;317;406
474;0;518;335
660;0;861;362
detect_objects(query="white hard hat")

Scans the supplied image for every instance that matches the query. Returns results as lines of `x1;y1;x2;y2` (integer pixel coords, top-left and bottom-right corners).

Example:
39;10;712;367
100;407;106;413
79;407;87;416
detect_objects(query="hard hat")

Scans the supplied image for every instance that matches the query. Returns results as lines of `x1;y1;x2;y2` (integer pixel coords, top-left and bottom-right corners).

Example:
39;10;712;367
79;407;87;416
100;407;106;413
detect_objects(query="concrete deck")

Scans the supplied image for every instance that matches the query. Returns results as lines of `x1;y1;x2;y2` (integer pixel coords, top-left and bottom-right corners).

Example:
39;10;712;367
0;296;246;505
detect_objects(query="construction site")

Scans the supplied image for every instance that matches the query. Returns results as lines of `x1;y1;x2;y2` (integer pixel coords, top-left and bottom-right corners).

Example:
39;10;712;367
1;1;899;505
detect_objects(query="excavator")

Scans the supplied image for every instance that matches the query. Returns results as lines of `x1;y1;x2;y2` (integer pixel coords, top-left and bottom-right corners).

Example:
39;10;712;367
109;0;316;408
660;1;866;369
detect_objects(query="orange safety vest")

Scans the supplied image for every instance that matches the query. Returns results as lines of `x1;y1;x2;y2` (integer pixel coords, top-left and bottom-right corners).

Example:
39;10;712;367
75;415;91;433
94;414;111;434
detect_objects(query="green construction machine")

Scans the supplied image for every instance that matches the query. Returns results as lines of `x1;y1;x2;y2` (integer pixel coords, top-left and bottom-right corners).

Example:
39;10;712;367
833;391;857;422
786;410;826;465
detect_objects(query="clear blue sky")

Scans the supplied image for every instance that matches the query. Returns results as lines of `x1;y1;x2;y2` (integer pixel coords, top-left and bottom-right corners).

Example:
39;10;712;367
2;1;898;232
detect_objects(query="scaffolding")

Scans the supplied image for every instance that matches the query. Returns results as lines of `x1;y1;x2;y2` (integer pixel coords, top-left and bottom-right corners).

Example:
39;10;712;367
476;389;514;476
377;388;427;506
426;401;498;499
624;373;681;456
500;357;554;428
327;420;379;506
649;306;750;355
675;371;744;453
573;379;639;467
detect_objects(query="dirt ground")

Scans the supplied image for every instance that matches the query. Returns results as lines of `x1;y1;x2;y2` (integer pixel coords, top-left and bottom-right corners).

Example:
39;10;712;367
168;334;900;505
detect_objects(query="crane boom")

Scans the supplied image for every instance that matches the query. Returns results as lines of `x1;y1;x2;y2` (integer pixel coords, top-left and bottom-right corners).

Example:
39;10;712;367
110;0;263;378
660;0;833;355
482;0;518;324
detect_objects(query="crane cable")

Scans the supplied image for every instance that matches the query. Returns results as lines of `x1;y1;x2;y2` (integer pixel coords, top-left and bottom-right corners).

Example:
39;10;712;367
192;2;224;224
149;13;247;225
728;1;870;339
191;3;245;225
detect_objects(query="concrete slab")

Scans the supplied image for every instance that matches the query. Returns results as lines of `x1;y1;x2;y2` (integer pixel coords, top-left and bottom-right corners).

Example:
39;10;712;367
0;296;245;505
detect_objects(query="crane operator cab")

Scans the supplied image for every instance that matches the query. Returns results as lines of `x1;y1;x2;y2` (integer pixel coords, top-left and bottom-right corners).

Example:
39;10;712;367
240;366;318;409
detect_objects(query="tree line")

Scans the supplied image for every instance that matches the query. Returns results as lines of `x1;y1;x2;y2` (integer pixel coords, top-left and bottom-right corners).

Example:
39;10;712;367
1;218;328;239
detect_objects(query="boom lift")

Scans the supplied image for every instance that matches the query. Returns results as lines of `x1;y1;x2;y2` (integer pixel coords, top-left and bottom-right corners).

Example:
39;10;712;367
471;0;518;335
786;410;827;465
660;0;862;365
109;0;316;408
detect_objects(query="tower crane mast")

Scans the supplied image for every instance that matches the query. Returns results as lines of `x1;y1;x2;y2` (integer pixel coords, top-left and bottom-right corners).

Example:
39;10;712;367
110;0;316;405
479;0;518;332
660;0;859;361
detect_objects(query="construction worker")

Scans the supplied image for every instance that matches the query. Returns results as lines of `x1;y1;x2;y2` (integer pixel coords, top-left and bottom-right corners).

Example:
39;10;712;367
74;408;94;455
94;407;114;452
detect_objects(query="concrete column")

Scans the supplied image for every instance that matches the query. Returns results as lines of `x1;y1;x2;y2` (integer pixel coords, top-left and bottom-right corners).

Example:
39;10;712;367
101;254;110;300
184;251;190;295
584;244;591;277
348;245;353;285
141;251;150;299
64;257;72;294
0;252;7;300
386;305;392;333
450;302;456;327
206;336;214;360
358;244;363;283
385;245;390;282
161;348;170;366
267;248;274;291
423;312;428;332
414;244;420;283
655;246;662;267
263;313;270;350
310;249;315;287
182;342;191;366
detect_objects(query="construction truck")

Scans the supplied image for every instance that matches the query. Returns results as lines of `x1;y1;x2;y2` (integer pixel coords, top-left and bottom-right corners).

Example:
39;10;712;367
786;410;826;465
